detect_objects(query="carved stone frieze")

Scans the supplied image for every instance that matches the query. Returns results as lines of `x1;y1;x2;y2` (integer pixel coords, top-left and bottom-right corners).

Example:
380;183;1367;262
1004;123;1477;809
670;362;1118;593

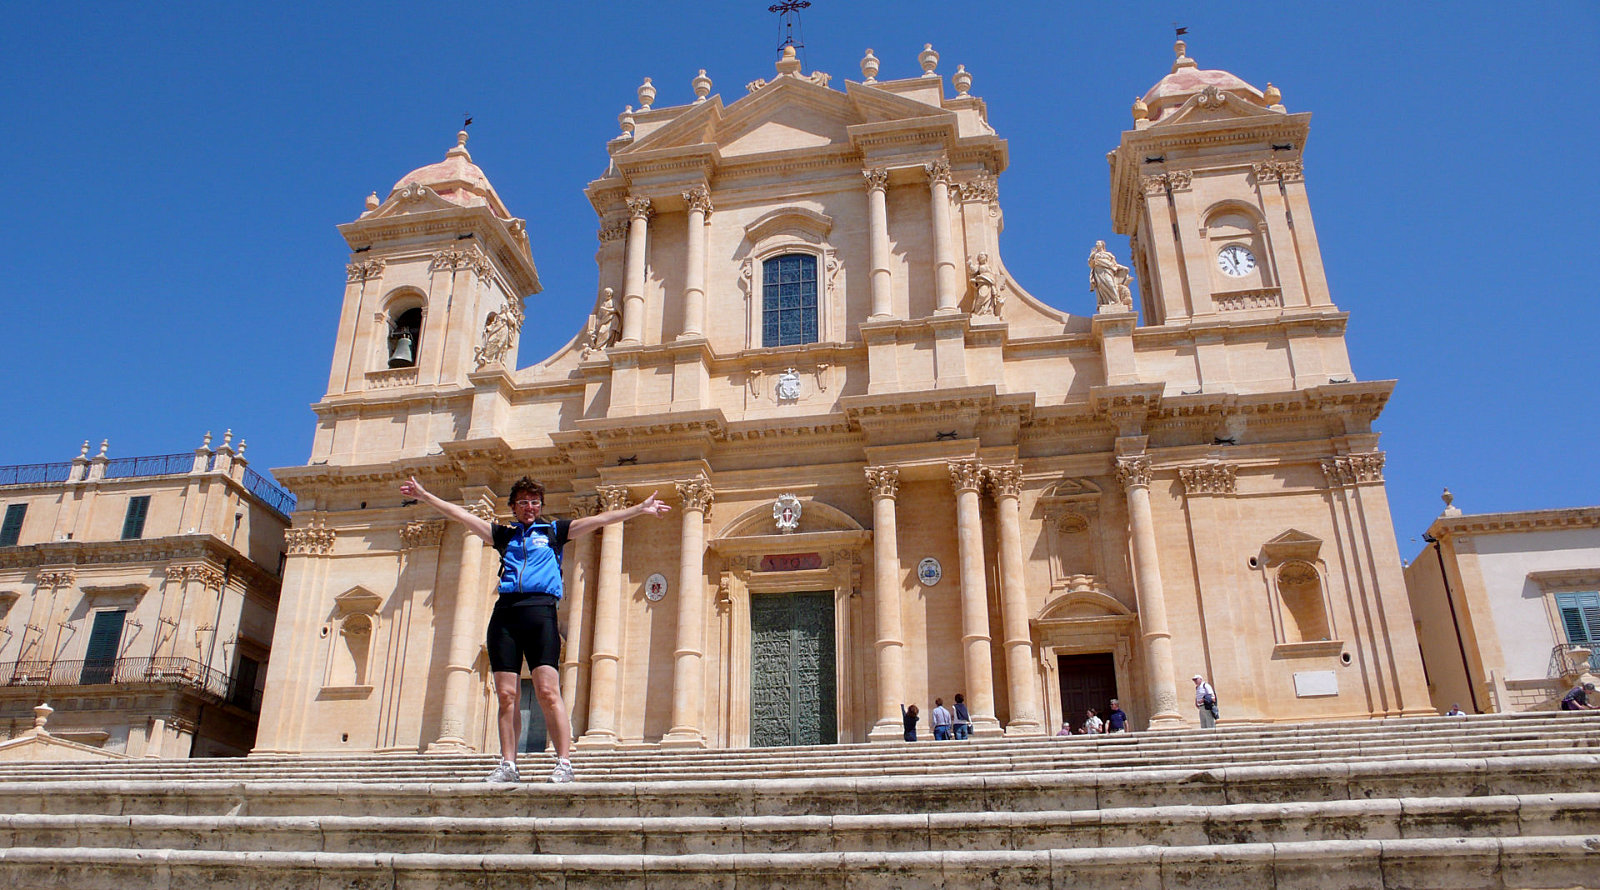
285;522;336;556
682;185;713;216
1114;456;1153;489
1178;464;1237;496
864;465;900;500
597;485;631;513
346;259;385;282
1322;453;1385;487
948;459;984;493
625;196;654;221
862;168;889;193
400;521;446;550
36;570;76;588
985;464;1023;499
1252;160;1305;182
676;477;715;514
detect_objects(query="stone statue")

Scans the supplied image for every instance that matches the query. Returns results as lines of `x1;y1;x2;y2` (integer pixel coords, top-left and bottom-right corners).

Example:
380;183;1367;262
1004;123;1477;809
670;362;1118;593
585;288;621;355
473;308;516;368
968;252;1004;317
1088;240;1134;311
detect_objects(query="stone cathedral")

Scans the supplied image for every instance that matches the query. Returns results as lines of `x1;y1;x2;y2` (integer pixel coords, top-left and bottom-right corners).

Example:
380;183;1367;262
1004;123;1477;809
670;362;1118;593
255;40;1432;755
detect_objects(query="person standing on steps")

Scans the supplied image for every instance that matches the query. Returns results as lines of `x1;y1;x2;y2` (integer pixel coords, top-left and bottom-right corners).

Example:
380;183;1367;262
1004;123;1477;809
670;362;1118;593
930;698;954;740
1106;698;1128;733
1193;674;1219;728
952;693;972;740
901;703;920;741
400;474;670;783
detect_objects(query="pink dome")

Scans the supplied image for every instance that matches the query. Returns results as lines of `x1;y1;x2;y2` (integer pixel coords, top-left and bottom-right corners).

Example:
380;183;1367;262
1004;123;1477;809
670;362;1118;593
1141;42;1267;123
389;131;511;218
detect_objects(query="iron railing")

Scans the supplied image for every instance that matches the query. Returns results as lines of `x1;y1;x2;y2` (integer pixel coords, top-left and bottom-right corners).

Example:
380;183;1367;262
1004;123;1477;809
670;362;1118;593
0;462;73;486
101;453;195;480
0;656;259;711
1549;642;1600;676
242;466;297;518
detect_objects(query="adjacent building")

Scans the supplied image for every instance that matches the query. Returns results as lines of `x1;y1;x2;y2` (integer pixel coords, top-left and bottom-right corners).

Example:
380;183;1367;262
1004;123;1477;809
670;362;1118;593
0;435;293;757
257;38;1433;756
1405;493;1600;714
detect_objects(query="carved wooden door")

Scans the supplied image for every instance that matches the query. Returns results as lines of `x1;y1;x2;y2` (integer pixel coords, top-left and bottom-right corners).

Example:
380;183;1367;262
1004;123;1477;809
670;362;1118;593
750;592;837;746
1057;652;1117;733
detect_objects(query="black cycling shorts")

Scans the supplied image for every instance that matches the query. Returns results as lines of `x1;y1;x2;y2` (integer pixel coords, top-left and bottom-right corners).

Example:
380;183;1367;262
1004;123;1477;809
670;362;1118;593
486;596;561;673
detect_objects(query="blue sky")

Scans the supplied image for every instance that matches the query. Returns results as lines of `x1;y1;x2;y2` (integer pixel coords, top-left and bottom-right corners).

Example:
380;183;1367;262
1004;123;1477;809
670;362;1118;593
2;1;1595;555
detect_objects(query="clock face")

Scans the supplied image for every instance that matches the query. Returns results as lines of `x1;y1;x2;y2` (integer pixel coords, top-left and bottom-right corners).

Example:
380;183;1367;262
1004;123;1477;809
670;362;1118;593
1218;245;1256;278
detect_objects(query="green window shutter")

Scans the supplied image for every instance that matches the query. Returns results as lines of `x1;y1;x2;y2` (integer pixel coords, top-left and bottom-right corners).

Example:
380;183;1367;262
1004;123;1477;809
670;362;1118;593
0;503;25;546
1555;592;1600;645
121;496;150;540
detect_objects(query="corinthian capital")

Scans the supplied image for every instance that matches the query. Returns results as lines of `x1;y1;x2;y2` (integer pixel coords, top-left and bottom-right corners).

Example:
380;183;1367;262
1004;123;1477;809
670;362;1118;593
401;520;446;550
676;477;715;514
864;465;900;500
682;185;713;216
346;258;386;282
1321;452;1385;488
466;498;498;523
1114;456;1153;489
1177;464;1237;496
569;494;601;518
625;196;655;220
947;459;984;493
597;485;632;512
924;158;953;185
984;463;1023;499
863;168;889;193
285;521;336;555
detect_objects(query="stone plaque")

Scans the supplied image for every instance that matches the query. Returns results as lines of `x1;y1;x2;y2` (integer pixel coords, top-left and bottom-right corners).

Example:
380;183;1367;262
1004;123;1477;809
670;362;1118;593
759;552;823;572
1293;670;1339;697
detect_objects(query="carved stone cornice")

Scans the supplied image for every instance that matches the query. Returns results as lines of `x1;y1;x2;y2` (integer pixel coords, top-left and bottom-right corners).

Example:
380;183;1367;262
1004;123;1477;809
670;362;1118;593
924;158;953;185
985;464;1023;500
1252;160;1305;182
1140;170;1193;195
1115;456;1153;489
682;185;713;216
36;570;76;589
625;196;655;221
400;520;446;550
597;485;632;512
1178;464;1237;496
954;175;998;204
947;459;984;494
285;521;336;556
1430;506;1600;540
676;477;715;515
864;465;900;500
345;259;385;282
1321;453;1385;488
862;168;889;193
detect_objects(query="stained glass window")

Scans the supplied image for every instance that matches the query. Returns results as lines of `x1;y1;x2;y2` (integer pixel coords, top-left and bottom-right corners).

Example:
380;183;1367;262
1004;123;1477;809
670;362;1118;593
761;254;818;347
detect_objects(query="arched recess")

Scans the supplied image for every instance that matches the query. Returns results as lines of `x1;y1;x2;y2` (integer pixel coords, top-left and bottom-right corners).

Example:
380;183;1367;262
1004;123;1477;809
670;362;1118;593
378;287;427;371
1032;580;1138;734
322;586;382;695
1202;200;1273;297
706;496;870;748
1257;529;1343;657
736;206;840;348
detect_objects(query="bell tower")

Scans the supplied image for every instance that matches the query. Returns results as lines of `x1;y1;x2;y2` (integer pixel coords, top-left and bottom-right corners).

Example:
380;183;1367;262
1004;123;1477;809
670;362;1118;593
322;131;540;401
1109;41;1333;327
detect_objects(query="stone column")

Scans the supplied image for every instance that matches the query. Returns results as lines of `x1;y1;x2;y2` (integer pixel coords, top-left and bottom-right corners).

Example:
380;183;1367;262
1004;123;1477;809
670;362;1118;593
948;459;1001;737
680;186;711;339
926;159;960;313
559;495;600;726
864;169;893;319
664;477;715;749
1116;455;1184;729
430;498;494;752
865;466;906;742
579;485;630;748
380;520;443;750
987;464;1044;735
620;197;653;345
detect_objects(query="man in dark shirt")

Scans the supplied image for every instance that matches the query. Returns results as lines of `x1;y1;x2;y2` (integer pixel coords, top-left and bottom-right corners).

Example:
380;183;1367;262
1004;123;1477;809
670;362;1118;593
1561;682;1597;711
402;474;669;783
1106;698;1128;733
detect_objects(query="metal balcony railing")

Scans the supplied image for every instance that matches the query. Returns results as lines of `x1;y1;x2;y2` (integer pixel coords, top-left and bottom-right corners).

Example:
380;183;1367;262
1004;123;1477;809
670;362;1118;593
0;656;261;712
242;466;297;518
1549;642;1600;676
0;462;73;486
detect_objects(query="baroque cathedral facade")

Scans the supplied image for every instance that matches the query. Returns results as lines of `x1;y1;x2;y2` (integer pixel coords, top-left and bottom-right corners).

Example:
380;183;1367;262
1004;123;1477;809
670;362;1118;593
256;39;1431;754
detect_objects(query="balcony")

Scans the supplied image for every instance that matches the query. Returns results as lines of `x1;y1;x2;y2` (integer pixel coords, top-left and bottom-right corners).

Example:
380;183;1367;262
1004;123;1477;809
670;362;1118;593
0;656;260;712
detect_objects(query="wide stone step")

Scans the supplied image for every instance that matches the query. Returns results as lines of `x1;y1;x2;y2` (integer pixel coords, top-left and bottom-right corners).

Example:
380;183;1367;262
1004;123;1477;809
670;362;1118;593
4;793;1595;857
3;835;1597;889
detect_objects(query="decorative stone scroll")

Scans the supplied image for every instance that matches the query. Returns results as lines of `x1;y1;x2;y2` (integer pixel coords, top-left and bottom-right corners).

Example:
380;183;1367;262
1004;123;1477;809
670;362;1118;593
400;521;446;550
346;259;386;282
36;570;76;589
1114;456;1153;489
1178;464;1237;496
864;465;900;499
286;521;336;555
1321;453;1386;487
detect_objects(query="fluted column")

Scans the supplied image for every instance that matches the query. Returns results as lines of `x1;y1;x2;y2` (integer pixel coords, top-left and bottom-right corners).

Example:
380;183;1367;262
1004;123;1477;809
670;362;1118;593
1117;455;1184;729
620;197;653;345
579;485;630;748
948;459;1002;737
926;159;960;313
864;169;893;319
431;498;494;751
865;466;906;741
559;495;601;725
680;186;711;339
664;477;715;748
987;464;1044;735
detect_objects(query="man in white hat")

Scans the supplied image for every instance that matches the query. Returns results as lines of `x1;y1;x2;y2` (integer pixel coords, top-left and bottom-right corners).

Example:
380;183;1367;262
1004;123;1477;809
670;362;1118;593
1192;674;1218;728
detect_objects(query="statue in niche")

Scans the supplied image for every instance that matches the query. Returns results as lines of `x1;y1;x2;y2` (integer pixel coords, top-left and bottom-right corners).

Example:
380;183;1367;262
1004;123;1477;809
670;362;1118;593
473;308;516;368
1088;240;1134;311
968;251;1004;317
584;288;621;356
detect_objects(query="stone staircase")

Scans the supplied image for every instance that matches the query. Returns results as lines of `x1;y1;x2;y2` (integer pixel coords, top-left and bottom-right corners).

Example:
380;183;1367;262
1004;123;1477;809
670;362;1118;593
1;711;1597;888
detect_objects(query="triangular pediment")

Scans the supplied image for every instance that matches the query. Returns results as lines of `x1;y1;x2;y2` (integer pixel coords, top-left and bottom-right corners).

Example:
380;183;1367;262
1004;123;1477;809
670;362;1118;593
363;185;464;220
617;97;725;154
1261;528;1323;565
333;586;383;617
1155;88;1283;129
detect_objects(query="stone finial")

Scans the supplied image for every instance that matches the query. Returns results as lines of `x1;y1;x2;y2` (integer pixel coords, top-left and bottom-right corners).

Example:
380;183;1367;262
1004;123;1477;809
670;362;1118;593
952;64;972;97
202;430;213;449
1440;487;1463;517
1132;96;1149;122
1264;82;1281;105
79;440;90;458
448;130;471;160
1173;39;1196;72
776;44;801;76
32;701;52;735
637;77;656;110
619;105;635;139
237;439;247;457
692;69;712;103
96;439;109;458
365;192;380;211
221;429;233;450
860;48;879;83
919;43;939;78
1442;487;1453;508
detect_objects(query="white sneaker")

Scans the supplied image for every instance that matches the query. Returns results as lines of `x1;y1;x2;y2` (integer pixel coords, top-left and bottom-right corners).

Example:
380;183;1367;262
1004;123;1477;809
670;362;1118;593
548;758;574;784
485;760;520;784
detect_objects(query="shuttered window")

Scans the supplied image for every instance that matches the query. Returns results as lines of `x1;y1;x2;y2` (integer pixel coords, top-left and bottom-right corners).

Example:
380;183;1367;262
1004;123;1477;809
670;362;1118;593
80;610;127;685
121;496;150;540
1557;592;1600;671
0;503;25;546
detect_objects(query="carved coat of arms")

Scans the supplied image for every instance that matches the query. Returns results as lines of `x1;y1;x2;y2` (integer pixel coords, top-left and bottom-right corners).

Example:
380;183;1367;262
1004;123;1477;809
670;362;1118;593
773;493;802;533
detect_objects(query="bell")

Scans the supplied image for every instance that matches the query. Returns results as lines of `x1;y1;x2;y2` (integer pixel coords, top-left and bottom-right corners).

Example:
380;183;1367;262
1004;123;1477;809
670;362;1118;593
388;332;415;368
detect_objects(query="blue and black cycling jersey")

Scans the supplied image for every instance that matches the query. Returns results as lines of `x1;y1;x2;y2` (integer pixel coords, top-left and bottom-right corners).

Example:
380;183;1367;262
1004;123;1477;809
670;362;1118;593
490;520;571;607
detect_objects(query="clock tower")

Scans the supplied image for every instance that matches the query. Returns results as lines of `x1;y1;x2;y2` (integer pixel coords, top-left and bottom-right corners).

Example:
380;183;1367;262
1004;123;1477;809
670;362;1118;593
1110;41;1336;335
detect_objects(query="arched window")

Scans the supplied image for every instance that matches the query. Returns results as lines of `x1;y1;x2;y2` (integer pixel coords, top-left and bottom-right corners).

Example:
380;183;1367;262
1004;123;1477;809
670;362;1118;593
762;254;818;347
1278;561;1331;643
387;307;422;368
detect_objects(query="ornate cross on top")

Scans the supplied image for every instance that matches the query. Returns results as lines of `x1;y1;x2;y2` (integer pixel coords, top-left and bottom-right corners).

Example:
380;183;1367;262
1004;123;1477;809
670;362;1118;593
769;0;810;56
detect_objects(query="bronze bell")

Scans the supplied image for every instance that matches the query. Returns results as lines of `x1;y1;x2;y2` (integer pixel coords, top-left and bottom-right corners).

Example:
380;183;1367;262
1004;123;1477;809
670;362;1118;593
388;332;415;368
